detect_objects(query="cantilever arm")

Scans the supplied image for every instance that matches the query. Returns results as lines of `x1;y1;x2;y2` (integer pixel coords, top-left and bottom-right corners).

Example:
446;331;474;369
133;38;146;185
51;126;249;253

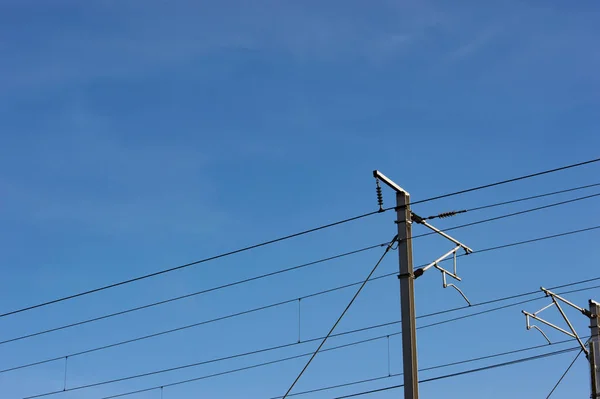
411;214;473;254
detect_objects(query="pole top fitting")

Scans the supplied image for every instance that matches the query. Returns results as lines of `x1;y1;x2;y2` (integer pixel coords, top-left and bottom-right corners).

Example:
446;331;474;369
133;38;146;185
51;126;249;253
373;170;409;195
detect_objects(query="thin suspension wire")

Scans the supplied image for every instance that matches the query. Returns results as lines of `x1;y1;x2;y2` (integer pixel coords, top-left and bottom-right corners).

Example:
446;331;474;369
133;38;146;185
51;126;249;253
63;356;68;391
270;337;585;399
411;192;600;241
0;211;380;319
386;335;391;376
467;182;600;212
333;347;580;399
409;157;600;206
281;235;398;399
3;158;598;319
297;298;301;343
3;225;599;375
545;347;585;398
25;333;396;399
423;181;600;219
0;244;382;346
95;335;391;399
5;194;597;350
20;284;600;399
271;375;391;399
417;283;600;332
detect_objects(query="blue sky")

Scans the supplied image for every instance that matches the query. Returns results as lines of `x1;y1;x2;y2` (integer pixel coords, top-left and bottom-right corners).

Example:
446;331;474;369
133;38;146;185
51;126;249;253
1;0;599;398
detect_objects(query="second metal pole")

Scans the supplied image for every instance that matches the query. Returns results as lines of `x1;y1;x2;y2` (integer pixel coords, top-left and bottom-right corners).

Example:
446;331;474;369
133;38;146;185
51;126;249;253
590;300;600;398
397;190;419;399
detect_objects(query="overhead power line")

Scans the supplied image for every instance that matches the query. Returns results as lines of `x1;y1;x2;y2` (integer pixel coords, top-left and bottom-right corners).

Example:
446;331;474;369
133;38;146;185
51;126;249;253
24;321;586;399
332;346;580;399
5;190;598;350
407;157;600;207
2;158;598;319
0;210;380;320
270;338;587;399
423;182;600;220
466;182;600;212
0;244;383;346
24;333;393;399
412;192;600;240
15;282;600;398
3;224;599;375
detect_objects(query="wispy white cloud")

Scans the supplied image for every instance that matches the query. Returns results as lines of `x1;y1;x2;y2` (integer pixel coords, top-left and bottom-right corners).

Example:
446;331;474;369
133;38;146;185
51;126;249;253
0;1;443;95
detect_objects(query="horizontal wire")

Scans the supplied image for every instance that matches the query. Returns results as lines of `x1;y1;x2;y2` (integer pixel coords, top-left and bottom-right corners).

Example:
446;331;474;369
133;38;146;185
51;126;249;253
0;244;382;346
423;181;600;219
94;335;394;399
467;182;600;212
411;192;600;241
416;283;600;332
3;158;598;319
19;283;600;399
0;211;380;320
4;191;597;349
409;157;600;206
270;336;585;399
3;224;599;375
333;346;580;398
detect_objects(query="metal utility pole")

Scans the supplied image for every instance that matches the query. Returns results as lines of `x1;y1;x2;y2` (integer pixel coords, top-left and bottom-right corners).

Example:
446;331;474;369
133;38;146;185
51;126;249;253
373;170;473;399
373;170;419;399
395;182;419;398
590;300;600;398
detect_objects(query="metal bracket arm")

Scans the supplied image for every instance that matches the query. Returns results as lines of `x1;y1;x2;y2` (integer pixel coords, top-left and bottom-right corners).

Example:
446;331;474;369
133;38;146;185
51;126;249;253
418;246;461;275
522;288;591;357
414;245;471;306
373;170;408;194
410;214;473;254
522;310;577;339
551;296;589;356
541;287;592;317
523;311;552;344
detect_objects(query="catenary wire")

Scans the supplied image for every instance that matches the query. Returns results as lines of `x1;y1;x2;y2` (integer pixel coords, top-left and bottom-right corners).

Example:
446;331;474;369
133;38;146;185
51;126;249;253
406;157;600;207
268;336;587;399
0;244;382;346
4;190;597;348
423;182;600;219
332;346;581;398
0;211;381;319
17;282;600;398
467;182;600;212
411;192;600;240
3;225;599;375
3;158;598;319
24;333;394;399
25;327;586;399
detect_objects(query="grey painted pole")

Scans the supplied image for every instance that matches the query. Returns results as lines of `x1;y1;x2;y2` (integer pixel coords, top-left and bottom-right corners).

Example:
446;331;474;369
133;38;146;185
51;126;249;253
396;190;419;399
590;300;600;398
